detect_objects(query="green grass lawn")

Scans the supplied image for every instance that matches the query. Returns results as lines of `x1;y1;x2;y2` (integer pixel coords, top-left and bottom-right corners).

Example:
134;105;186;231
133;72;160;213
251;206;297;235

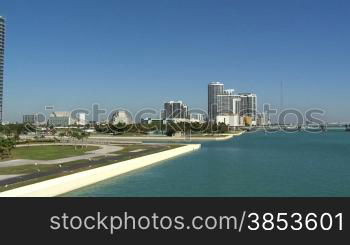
0;144;184;192
10;145;99;160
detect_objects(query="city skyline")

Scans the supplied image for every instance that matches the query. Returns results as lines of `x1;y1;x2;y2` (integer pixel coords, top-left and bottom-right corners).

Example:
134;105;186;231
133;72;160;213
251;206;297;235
2;0;350;122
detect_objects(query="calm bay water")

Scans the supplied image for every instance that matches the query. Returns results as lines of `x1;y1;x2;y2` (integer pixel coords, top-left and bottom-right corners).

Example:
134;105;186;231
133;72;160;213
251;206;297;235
65;131;350;197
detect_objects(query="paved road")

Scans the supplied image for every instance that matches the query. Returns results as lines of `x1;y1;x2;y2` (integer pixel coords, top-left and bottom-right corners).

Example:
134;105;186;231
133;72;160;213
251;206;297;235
0;144;123;168
0;175;22;181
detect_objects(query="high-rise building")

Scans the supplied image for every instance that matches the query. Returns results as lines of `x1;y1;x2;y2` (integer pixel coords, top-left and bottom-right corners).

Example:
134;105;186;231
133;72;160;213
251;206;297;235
208;81;257;126
217;89;241;115
163;101;188;122
208;82;224;122
238;93;257;120
0;17;5;122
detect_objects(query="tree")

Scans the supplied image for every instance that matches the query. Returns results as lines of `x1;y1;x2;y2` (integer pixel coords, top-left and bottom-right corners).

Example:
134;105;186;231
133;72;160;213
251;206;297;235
2;125;12;137
80;131;90;148
166;128;176;137
13;132;20;142
58;132;66;142
50;128;57;136
67;129;90;149
0;124;26;139
69;131;82;150
218;123;229;133
0;137;16;159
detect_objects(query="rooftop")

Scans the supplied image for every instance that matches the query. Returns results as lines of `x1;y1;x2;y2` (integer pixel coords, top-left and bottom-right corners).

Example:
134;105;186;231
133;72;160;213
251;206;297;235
209;81;224;85
238;93;257;96
166;100;184;104
50;112;71;117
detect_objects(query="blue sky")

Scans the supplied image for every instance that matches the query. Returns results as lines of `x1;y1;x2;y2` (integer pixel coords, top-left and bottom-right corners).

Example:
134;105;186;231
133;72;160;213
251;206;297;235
2;0;350;122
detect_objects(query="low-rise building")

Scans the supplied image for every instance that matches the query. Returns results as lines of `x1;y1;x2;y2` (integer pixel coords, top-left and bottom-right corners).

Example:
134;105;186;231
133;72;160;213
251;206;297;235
216;114;241;127
189;113;205;123
23;114;36;124
23;114;46;126
141;118;164;125
141;117;152;124
112;110;132;125
48;112;74;127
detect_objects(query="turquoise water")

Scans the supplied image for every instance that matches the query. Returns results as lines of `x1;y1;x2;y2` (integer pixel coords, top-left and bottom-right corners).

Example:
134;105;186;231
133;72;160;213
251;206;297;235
65;131;350;197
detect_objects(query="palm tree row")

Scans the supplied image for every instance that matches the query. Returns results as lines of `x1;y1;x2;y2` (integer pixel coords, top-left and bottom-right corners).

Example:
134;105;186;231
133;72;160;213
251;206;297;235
58;129;90;150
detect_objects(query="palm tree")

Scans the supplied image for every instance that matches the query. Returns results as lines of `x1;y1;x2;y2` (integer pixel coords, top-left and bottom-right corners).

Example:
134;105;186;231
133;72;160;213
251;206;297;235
80;131;90;148
70;131;81;150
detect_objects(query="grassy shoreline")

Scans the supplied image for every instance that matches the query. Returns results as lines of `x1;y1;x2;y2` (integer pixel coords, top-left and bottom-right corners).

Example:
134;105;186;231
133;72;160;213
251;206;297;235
0;144;182;192
6;145;99;161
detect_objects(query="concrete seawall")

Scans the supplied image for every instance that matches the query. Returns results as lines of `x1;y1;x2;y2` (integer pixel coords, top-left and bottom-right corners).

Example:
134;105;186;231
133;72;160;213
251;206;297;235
0;144;201;197
88;134;234;142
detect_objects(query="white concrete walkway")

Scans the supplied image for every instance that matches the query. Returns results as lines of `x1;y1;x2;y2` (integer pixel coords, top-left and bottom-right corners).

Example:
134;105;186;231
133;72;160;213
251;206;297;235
0;144;201;197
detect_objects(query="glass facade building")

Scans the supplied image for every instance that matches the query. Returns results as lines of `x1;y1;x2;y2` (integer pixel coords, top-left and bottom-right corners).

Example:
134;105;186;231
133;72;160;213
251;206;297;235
23;114;38;124
0;17;5;122
217;89;241;116
163;101;188;120
48;112;72;127
238;93;257;120
208;82;224;122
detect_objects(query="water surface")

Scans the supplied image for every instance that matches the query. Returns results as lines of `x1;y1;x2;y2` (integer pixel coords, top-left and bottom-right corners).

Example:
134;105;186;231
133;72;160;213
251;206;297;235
65;131;350;197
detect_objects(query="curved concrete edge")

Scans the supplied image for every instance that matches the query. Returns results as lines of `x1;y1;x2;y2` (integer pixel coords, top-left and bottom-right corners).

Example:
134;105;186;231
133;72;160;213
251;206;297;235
89;135;235;142
215;135;234;141
0;144;201;197
215;131;245;141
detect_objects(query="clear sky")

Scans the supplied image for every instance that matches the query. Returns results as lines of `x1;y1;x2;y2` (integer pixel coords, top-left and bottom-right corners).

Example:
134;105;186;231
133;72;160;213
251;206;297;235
2;0;350;122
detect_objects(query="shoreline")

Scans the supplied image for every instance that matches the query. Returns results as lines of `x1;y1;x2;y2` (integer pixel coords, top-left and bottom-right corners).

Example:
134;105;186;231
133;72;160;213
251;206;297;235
87;132;244;142
0;144;201;197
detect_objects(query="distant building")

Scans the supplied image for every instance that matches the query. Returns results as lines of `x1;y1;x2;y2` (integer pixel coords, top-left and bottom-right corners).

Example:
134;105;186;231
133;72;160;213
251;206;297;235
0;17;5;122
141;117;152;124
257;113;269;126
217;89;241;115
112;110;132;125
23;114;45;125
208;82;258;126
83;128;96;133
163;101;189;122
208;82;224;122
141;117;164;125
76;112;86;126
243;116;254;126
189;113;205;123
239;93;257;122
48;112;74;127
216;114;241;127
23;114;37;124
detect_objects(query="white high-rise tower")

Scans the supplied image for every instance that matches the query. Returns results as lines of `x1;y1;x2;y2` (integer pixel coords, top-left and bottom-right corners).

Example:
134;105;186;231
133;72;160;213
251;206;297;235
0;16;5;122
208;82;224;122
